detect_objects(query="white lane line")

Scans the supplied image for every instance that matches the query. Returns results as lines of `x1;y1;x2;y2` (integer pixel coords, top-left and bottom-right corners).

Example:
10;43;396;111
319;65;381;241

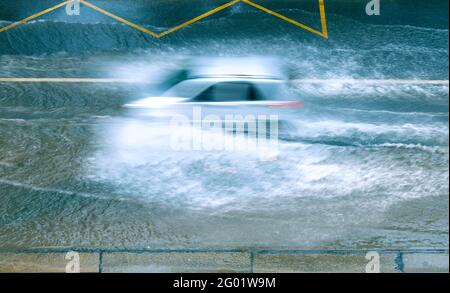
0;78;139;83
0;78;448;85
291;79;449;85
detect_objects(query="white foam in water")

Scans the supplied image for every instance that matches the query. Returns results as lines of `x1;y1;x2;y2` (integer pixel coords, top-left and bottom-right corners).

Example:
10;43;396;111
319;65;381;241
288;116;447;139
85;114;448;214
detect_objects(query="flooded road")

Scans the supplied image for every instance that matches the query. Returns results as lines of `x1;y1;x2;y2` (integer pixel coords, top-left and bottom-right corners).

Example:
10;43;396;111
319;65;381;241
0;0;448;250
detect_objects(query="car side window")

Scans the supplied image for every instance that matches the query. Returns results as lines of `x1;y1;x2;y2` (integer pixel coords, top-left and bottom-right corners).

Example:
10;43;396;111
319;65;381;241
194;82;259;102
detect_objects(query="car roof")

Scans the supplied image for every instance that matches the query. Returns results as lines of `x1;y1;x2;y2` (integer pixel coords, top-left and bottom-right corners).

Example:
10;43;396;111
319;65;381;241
184;57;287;80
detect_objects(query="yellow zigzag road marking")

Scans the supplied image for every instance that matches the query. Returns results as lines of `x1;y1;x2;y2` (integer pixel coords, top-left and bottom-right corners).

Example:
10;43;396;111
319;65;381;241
0;78;448;85
242;0;327;38
0;0;328;38
0;0;72;33
157;0;241;38
79;0;159;37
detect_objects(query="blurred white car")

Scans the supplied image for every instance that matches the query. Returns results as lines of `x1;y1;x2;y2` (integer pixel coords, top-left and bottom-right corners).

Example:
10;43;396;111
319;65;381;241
124;57;303;121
